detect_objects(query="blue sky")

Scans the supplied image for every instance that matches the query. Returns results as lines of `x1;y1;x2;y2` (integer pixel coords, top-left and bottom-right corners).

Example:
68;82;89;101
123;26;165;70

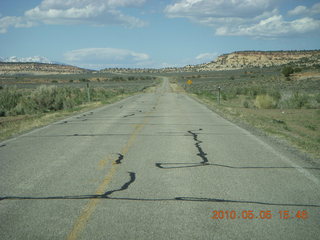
0;0;320;69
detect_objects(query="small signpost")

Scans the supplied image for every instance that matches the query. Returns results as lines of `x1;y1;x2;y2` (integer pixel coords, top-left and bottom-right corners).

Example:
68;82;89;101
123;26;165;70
218;86;221;105
86;83;91;102
187;79;193;85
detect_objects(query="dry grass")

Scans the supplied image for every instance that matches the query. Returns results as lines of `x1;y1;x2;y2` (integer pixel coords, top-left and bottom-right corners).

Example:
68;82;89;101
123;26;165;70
192;93;320;159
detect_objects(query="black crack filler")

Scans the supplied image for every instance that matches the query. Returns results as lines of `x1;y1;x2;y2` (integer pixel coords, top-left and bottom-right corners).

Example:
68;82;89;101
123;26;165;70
102;172;136;198
115;153;124;164
123;113;135;118
188;129;208;165
155;163;164;168
155;128;209;169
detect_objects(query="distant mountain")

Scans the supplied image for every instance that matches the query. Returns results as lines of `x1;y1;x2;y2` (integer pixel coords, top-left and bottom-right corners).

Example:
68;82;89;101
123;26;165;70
0;56;62;64
0;61;90;75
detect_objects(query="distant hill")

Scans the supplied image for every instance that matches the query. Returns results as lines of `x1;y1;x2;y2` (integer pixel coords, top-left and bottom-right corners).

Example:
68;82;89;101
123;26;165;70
101;50;320;74
0;62;90;75
2;50;320;75
187;50;320;71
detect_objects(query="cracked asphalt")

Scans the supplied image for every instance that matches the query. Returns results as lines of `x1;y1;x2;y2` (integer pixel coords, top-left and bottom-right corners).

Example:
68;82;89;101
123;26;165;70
1;78;320;240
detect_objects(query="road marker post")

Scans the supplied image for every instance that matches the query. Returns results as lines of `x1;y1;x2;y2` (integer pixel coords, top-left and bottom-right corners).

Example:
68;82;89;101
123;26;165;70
218;86;221;104
86;83;91;102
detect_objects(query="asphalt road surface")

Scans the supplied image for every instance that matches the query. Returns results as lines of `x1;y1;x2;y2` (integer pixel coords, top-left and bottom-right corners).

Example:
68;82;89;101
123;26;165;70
1;78;320;239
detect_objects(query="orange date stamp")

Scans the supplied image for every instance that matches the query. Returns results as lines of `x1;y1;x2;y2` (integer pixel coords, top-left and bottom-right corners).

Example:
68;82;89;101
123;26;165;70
210;210;309;220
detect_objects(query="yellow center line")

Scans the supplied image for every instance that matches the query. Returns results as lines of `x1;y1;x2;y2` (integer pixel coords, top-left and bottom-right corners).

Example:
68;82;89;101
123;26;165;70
66;117;150;240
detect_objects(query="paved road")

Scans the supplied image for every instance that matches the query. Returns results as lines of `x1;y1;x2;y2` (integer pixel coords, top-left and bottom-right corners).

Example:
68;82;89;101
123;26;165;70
1;78;320;239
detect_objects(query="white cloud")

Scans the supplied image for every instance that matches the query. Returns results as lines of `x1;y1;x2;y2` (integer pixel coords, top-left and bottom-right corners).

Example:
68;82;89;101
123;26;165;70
288;6;308;16
288;3;320;16
64;48;150;67
164;0;320;38
216;15;320;37
165;0;276;19
0;16;36;33
0;0;146;33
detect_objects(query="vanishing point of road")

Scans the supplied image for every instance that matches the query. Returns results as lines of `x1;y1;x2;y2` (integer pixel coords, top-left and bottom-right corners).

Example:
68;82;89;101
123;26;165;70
1;78;320;239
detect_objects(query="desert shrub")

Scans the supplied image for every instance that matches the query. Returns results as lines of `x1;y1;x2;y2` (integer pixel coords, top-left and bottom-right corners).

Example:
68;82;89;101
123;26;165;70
282;66;294;77
112;76;125;81
0;83;144;116
289;92;309;108
315;93;320;103
226;90;237;99
79;78;89;82
90;88;116;101
30;85;59;112
0;86;22;116
197;90;216;100
28;86;85;113
243;100;250;108
248;86;267;98
235;87;243;95
267;89;281;101
305;124;316;131
254;95;277;109
221;92;227;100
294;67;302;73
280;92;310;109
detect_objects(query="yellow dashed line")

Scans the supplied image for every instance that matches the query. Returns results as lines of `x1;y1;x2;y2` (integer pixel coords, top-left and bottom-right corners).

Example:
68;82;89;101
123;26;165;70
66;118;150;240
97;159;107;170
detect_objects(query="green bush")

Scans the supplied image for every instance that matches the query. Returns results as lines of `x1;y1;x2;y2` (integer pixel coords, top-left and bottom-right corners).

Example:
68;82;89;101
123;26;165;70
254;95;277;109
282;66;294;77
